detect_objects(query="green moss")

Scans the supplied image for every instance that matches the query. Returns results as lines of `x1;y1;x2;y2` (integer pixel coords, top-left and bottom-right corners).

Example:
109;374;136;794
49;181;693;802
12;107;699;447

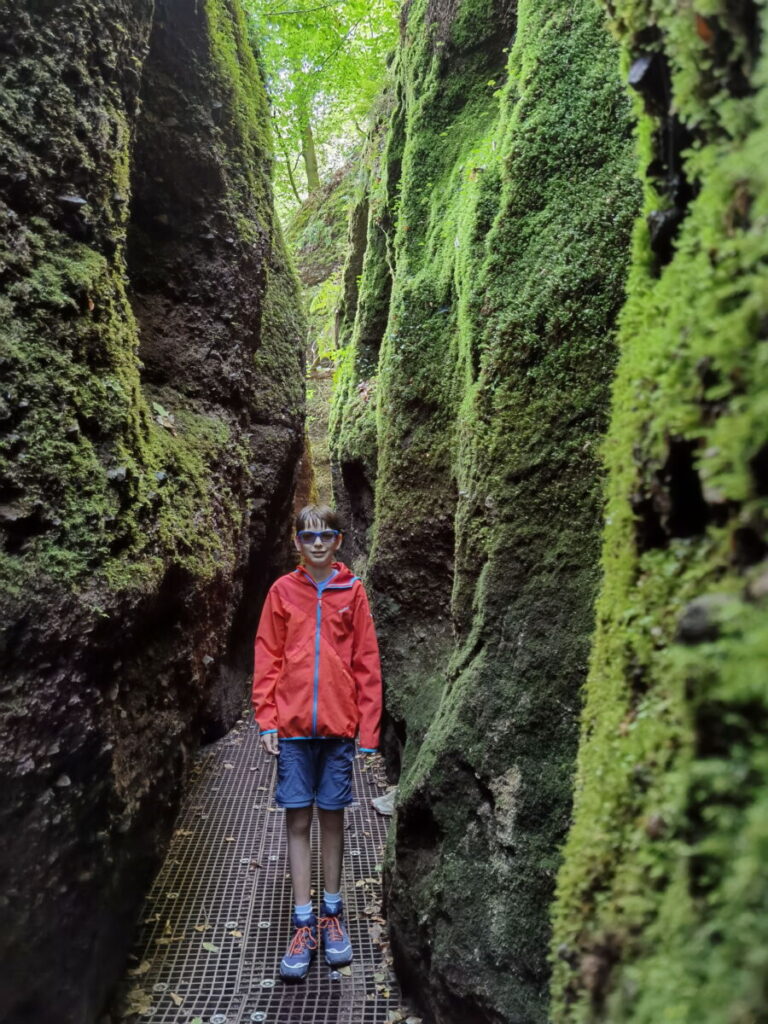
204;0;273;242
550;2;768;1021
0;0;299;612
330;0;639;1017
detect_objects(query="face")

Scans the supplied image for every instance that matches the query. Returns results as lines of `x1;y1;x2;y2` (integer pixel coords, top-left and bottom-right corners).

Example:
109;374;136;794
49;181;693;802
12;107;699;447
294;517;342;572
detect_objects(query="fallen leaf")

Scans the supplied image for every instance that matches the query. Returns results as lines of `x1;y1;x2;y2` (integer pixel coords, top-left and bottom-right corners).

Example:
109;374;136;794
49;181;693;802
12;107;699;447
228;929;243;938
223;763;234;769
174;829;193;836
121;987;153;1016
169;992;183;1006
194;923;210;932
337;965;352;976
202;942;220;953
127;960;151;977
373;971;387;983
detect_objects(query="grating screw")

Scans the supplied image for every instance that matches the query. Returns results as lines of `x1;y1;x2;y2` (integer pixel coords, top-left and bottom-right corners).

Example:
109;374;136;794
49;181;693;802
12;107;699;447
258;921;271;929
350;850;361;856
268;854;278;861
224;920;239;929
152;983;168;993
329;970;342;981
210;1016;228;1024
260;979;275;988
240;857;251;865
250;1015;267;1023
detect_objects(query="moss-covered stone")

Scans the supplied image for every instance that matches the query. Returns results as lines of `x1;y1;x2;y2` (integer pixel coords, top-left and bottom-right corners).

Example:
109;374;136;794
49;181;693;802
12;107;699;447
0;2;304;1021
550;3;768;1021
330;0;639;1018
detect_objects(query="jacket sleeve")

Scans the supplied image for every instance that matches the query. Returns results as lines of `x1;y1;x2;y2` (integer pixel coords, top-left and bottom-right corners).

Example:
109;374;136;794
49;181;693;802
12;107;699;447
252;585;286;734
351;583;382;751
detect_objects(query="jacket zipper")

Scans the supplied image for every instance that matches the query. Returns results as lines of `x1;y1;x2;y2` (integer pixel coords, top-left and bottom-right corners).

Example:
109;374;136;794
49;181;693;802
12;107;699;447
312;595;321;737
306;570;358;738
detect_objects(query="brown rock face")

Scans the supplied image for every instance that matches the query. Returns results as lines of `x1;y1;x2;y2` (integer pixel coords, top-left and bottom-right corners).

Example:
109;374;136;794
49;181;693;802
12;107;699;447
0;2;304;1022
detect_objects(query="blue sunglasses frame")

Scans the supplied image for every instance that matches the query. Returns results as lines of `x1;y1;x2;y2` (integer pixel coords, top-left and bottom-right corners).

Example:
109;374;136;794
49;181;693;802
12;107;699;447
296;529;341;545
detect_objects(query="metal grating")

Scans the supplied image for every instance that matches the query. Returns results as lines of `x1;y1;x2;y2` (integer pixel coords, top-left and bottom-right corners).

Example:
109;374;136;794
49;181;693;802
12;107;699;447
112;712;401;1024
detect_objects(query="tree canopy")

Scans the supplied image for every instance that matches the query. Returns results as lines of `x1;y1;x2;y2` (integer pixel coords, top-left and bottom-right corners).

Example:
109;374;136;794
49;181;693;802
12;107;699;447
245;0;398;214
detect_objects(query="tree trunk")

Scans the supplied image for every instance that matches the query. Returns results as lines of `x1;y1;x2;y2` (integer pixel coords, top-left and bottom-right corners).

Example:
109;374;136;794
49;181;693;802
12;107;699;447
301;118;321;192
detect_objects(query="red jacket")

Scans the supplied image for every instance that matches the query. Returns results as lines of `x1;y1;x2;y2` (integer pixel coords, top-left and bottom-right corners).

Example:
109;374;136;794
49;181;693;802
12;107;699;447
252;563;382;750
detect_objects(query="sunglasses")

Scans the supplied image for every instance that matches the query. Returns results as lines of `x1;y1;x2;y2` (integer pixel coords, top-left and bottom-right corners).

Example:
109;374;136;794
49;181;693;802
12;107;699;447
296;529;340;545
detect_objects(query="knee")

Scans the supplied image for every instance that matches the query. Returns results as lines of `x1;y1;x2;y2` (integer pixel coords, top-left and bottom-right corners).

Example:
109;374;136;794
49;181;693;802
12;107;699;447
285;808;312;838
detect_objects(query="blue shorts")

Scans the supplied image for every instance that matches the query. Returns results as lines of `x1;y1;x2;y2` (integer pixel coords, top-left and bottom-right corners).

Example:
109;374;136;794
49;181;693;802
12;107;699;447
275;738;355;810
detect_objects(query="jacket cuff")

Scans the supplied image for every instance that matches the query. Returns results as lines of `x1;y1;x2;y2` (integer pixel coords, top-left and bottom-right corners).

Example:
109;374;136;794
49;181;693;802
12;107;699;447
260;728;277;735
359;747;377;754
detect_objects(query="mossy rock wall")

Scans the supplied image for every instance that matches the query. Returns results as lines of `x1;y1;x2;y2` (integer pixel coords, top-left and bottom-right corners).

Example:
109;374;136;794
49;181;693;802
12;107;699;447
0;2;304;1021
330;0;639;1019
285;163;358;507
550;3;768;1021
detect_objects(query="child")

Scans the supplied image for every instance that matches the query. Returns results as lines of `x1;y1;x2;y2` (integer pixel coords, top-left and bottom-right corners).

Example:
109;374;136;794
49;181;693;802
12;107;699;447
252;504;382;980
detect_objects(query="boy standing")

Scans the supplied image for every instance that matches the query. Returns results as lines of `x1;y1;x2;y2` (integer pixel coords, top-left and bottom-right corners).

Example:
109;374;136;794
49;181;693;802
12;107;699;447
252;504;382;980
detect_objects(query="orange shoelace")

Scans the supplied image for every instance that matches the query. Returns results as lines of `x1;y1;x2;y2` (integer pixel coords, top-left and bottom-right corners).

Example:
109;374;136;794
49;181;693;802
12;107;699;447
288;924;317;955
319;915;344;942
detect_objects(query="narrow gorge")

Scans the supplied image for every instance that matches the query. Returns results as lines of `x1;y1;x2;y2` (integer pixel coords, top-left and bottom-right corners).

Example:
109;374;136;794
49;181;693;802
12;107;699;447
1;0;766;1022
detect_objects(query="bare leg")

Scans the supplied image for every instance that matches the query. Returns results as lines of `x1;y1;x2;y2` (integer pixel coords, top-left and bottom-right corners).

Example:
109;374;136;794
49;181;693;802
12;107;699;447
317;807;345;895
285;806;313;906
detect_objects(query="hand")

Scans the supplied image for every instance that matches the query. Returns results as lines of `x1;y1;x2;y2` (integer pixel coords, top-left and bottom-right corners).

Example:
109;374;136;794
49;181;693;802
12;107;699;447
260;732;279;756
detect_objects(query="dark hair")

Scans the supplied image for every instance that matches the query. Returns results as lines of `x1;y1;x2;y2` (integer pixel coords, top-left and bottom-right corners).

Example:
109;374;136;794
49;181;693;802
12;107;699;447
295;504;344;533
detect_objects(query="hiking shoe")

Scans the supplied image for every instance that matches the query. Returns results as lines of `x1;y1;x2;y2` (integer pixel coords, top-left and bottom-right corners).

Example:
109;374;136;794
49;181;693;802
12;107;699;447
319;900;353;966
279;913;318;980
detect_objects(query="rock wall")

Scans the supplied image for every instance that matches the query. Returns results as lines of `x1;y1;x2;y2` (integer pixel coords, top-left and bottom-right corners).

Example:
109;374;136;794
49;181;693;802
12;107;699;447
550;3;768;1021
330;0;640;1019
0;2;304;1021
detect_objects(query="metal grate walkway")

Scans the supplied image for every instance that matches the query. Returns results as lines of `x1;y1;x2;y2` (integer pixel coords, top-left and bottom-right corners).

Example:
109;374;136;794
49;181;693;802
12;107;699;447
112;712;405;1024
